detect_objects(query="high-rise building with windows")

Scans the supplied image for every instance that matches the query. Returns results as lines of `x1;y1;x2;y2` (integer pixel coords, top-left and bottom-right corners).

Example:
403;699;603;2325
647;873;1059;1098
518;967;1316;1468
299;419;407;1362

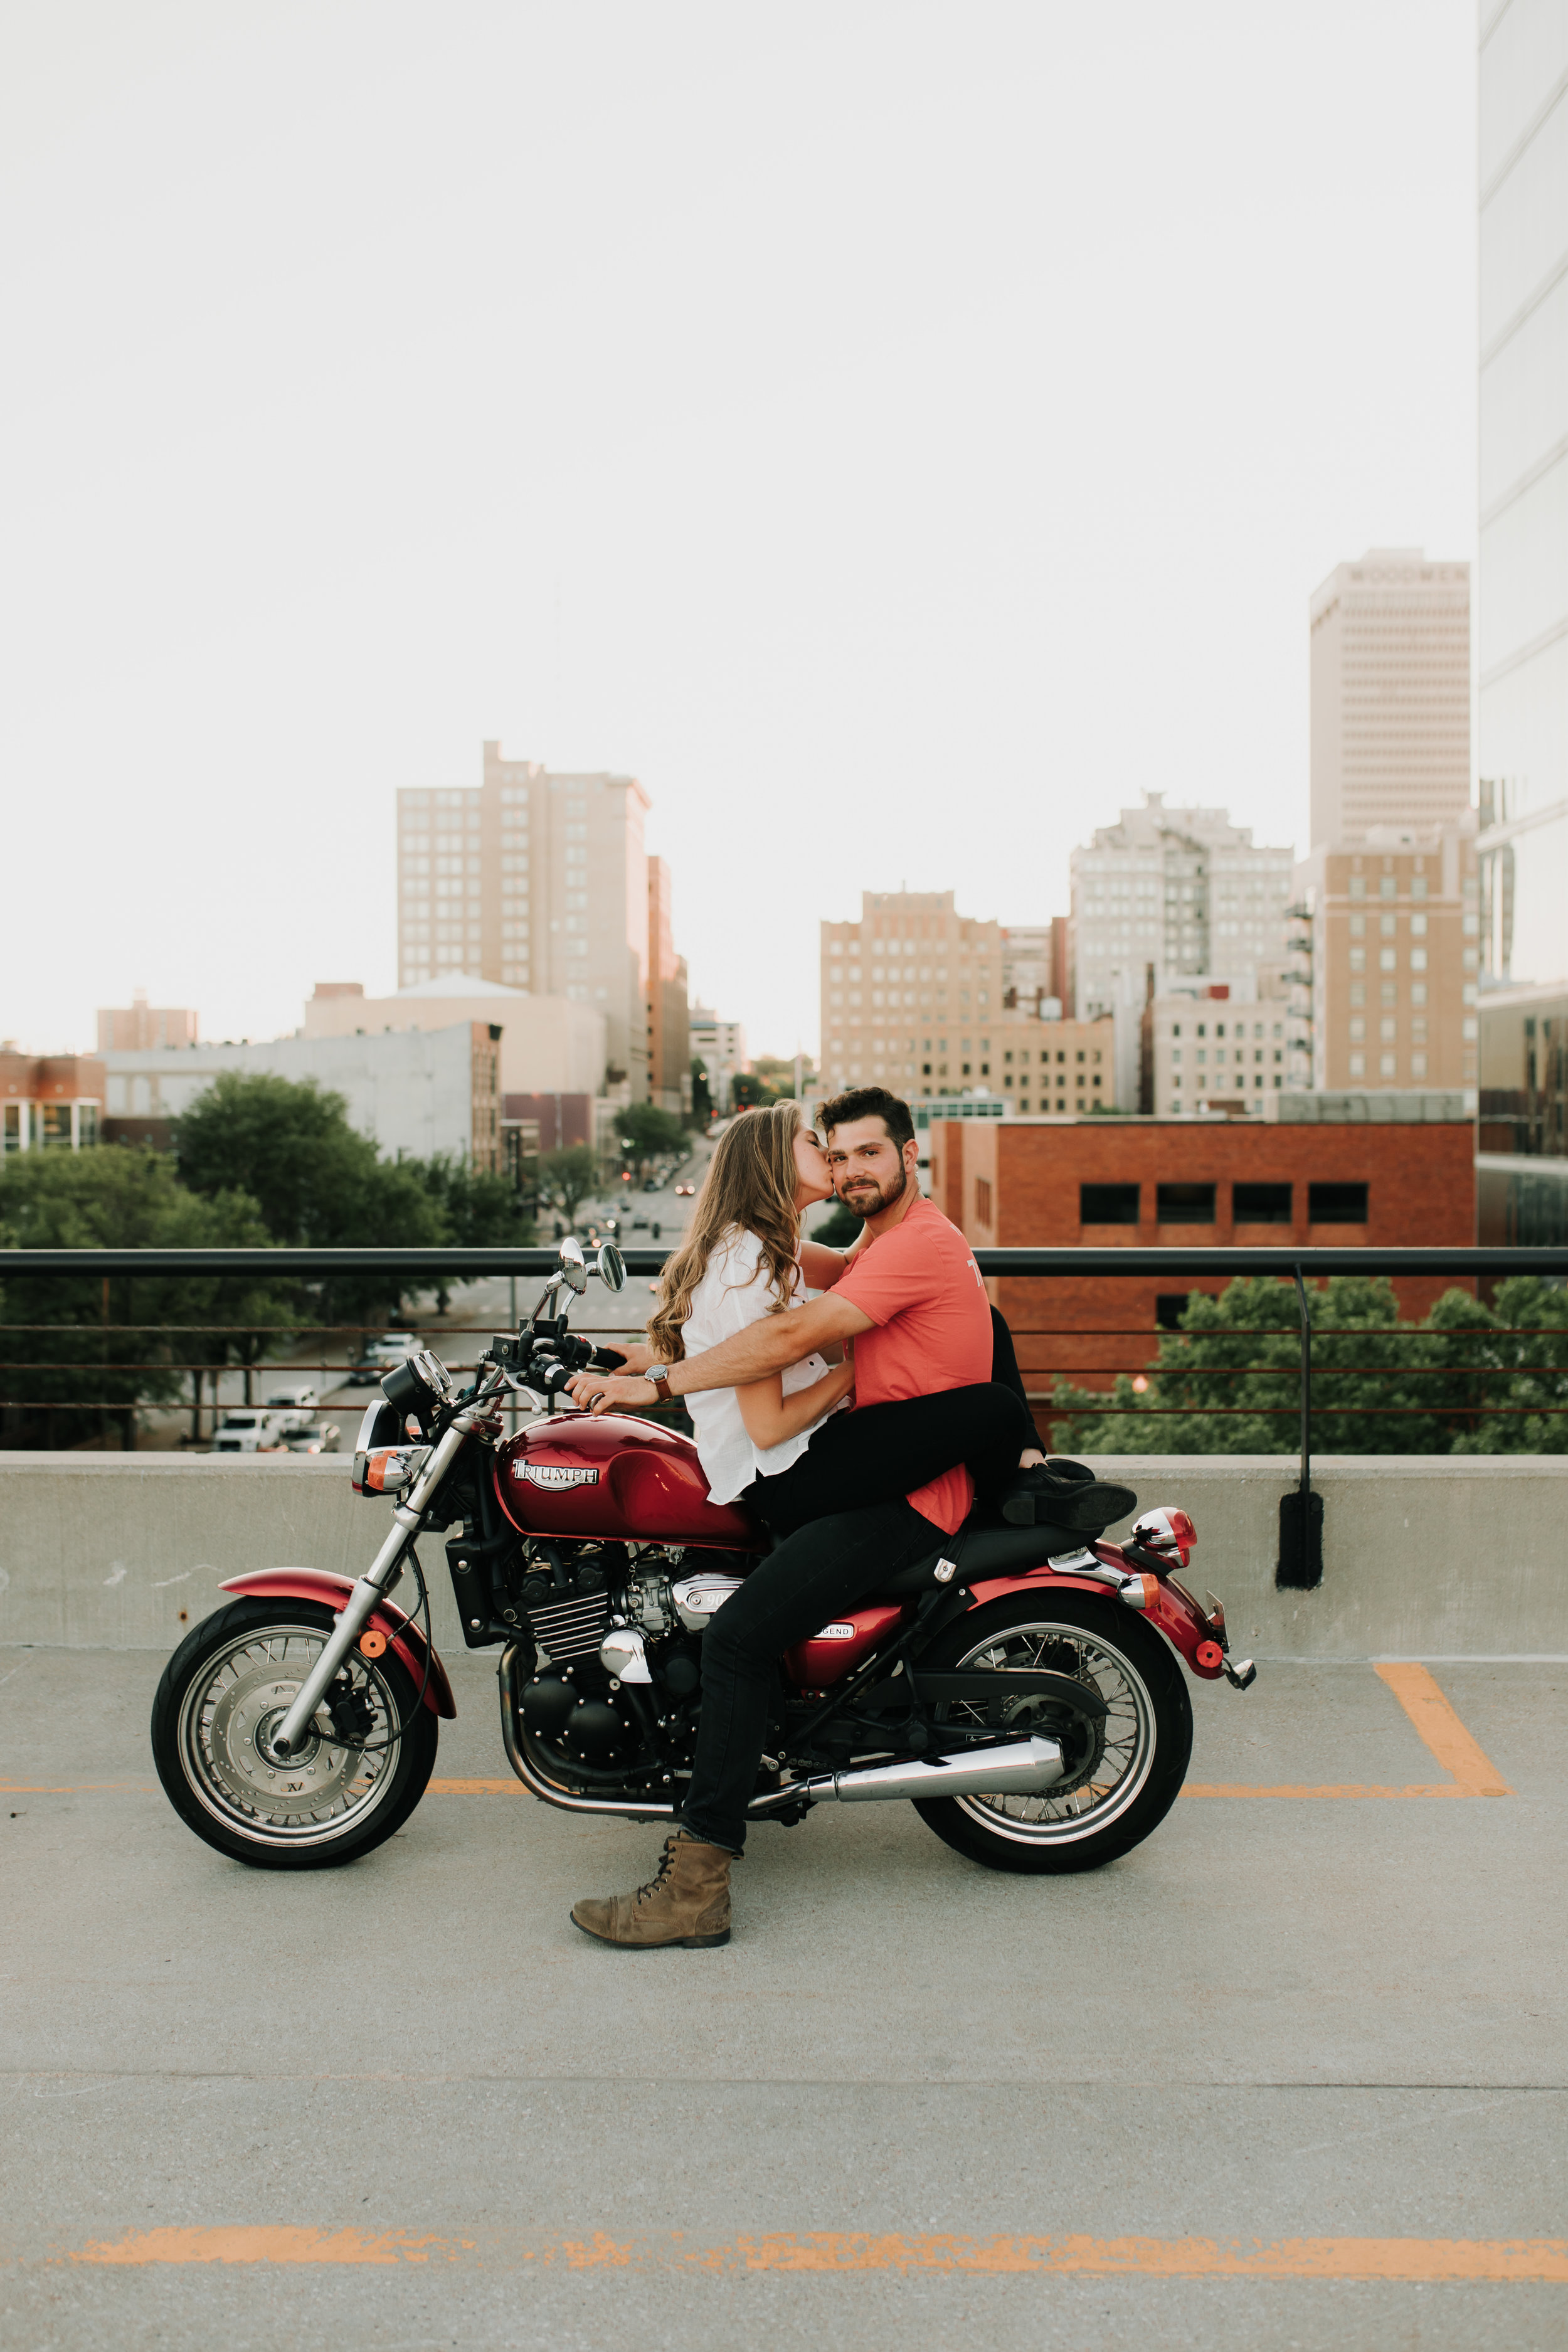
1310;550;1470;847
820;891;1005;1099
397;743;652;1101
1294;824;1479;1093
1069;796;1296;1027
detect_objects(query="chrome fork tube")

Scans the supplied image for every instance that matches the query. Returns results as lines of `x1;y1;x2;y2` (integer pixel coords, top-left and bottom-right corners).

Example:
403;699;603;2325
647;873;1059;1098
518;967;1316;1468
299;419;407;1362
268;1393;491;1759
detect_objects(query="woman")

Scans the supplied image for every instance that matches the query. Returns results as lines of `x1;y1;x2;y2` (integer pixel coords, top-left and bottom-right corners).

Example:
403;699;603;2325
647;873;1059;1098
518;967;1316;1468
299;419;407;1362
602;1100;1102;1536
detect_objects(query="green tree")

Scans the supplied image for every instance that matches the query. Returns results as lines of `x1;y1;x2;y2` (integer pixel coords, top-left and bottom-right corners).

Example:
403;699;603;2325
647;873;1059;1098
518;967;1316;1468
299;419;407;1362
539;1145;600;1221
690;1058;712;1126
730;1073;773;1110
618;1100;686;1172
0;1149;293;1449
176;1071;446;1323
1046;1274;1568;1457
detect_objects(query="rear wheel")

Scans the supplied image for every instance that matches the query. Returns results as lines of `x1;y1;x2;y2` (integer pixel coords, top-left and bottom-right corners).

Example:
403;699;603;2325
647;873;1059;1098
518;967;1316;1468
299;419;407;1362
151;1599;438;1870
913;1591;1192;1874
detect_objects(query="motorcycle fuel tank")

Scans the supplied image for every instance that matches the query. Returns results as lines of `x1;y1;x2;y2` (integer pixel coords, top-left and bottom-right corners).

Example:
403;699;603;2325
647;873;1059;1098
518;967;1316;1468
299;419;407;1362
495;1412;763;1549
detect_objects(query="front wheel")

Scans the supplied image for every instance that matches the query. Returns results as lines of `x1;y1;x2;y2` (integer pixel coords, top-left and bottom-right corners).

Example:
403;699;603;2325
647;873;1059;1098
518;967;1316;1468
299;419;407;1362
151;1598;438;1870
913;1591;1193;1875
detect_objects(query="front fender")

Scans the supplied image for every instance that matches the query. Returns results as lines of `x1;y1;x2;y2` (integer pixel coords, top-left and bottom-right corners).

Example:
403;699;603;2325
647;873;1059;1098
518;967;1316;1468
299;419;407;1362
217;1568;457;1717
967;1565;1222;1681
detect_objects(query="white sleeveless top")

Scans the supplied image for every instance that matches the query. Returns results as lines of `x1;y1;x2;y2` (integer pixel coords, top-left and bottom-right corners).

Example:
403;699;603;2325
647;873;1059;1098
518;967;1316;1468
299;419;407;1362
679;1228;839;1505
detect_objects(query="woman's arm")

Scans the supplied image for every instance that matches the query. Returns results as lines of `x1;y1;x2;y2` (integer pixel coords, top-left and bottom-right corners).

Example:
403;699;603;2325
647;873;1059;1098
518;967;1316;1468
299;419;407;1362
734;1359;854;1450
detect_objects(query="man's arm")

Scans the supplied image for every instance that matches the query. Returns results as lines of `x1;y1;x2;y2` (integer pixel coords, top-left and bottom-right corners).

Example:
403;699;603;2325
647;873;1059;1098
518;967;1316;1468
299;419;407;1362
797;1229;868;1292
564;1291;871;1414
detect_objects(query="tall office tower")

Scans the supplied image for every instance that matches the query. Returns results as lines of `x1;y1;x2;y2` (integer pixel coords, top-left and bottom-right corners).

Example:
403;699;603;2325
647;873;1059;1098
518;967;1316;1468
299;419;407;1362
1310;549;1470;848
1476;5;1568;1000
646;856;691;1116
820;891;1005;1099
397;743;651;1101
1069;795;1296;1021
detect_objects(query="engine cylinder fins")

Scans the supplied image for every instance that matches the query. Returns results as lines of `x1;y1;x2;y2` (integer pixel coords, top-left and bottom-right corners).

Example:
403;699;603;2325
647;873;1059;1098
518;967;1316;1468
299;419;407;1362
524;1590;613;1664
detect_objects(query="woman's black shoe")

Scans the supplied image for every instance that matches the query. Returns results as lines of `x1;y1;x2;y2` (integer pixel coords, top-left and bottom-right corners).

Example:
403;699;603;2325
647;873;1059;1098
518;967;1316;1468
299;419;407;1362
999;1468;1138;1531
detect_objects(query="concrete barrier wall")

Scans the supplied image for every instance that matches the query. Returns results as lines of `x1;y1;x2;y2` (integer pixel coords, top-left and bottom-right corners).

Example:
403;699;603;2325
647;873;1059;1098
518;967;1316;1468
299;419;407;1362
1;1453;1565;1661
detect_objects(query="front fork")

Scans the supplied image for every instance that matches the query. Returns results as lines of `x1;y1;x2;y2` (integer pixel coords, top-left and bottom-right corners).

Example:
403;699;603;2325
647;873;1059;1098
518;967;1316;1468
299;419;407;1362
267;1398;489;1759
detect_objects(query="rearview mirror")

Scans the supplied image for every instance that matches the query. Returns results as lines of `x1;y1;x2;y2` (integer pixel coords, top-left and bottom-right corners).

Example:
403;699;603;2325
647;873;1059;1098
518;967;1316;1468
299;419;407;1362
593;1242;625;1294
558;1236;589;1296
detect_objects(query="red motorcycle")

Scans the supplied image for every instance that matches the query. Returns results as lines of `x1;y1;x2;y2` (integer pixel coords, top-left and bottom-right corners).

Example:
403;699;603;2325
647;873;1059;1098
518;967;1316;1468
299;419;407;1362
152;1241;1255;1876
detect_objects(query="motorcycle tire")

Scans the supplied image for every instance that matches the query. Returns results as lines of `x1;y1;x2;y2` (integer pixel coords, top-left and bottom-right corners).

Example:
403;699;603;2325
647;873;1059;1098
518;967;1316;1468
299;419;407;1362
151;1597;438;1871
911;1589;1193;1875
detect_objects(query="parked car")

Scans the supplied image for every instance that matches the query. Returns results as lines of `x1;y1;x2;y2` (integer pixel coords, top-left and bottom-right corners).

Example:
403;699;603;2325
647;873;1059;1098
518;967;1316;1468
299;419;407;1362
674;1182;695;1197
643;1179;661;1194
211;1411;292;1454
283;1421;341;1454
264;1386;319;1432
346;1333;419;1387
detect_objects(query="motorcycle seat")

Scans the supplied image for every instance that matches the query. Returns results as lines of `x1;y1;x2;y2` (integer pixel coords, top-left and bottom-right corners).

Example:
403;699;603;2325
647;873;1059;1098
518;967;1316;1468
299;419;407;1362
874;1515;1091;1598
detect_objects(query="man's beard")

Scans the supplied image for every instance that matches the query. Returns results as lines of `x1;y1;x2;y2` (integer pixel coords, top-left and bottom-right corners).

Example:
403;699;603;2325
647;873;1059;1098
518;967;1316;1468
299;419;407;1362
837;1162;908;1221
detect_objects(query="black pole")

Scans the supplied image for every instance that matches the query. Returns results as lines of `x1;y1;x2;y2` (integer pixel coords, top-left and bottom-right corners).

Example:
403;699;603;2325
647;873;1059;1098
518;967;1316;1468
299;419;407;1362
1278;1263;1324;1589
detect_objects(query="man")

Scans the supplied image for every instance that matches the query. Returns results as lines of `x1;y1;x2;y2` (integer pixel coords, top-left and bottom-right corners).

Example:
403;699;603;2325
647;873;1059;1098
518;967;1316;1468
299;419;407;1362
561;1088;1115;1949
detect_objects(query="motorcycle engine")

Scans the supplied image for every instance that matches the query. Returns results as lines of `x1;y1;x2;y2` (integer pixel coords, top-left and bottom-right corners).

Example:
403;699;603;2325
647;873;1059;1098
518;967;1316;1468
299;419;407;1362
514;1542;707;1776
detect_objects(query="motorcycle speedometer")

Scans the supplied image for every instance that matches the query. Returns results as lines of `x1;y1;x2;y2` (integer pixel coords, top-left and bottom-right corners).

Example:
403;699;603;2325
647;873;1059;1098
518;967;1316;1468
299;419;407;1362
381;1348;452;1431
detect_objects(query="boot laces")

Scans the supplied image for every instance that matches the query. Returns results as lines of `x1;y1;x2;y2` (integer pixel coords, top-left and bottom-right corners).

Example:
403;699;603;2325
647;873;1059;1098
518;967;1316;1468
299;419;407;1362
633;1835;683;1909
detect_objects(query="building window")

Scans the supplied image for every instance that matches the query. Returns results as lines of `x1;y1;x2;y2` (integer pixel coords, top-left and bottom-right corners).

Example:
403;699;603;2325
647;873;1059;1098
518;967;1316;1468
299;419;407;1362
1379;1052;1396;1076
1157;1182;1216;1225
1348;1051;1366;1076
1080;1183;1139;1225
1411;1053;1428;1078
1234;1182;1291;1224
1155;1294;1191;1330
1309;1181;1368;1224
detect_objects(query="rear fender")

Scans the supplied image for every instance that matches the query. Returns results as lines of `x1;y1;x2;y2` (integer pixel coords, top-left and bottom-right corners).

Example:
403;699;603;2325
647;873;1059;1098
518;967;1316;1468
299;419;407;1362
216;1568;457;1717
966;1562;1221;1681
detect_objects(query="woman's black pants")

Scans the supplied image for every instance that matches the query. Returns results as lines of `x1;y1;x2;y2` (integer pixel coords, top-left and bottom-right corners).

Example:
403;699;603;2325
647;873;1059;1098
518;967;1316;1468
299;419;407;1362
680;1309;1037;1852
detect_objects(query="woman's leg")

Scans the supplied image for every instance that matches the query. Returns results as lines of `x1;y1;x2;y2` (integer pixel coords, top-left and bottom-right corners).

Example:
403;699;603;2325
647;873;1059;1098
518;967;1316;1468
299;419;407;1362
750;1382;1033;1538
681;1498;942;1851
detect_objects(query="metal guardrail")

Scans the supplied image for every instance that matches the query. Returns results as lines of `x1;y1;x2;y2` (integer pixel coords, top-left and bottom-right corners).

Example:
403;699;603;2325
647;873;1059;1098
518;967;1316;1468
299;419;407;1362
5;1246;1568;1591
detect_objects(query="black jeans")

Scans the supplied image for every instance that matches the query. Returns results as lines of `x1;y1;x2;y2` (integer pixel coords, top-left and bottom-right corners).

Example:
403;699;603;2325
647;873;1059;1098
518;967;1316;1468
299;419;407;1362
743;1307;1036;1539
679;1498;943;1852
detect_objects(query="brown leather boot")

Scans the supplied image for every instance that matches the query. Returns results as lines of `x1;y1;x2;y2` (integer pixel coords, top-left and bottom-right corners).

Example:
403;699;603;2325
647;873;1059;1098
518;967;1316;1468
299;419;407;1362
571;1830;736;1950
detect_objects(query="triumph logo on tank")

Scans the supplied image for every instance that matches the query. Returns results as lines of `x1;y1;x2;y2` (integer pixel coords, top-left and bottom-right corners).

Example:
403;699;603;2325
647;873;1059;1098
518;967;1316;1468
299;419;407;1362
515;1463;600;1488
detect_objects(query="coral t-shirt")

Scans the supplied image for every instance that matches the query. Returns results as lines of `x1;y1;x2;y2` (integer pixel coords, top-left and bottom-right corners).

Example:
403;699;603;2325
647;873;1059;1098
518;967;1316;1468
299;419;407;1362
834;1195;993;1535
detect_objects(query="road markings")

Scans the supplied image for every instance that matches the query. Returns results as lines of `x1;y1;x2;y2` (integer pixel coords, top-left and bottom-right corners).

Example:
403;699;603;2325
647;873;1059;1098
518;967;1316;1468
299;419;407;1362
42;2226;1568;2279
1375;1661;1513;1794
1;1670;1517;1808
1184;1662;1513;1800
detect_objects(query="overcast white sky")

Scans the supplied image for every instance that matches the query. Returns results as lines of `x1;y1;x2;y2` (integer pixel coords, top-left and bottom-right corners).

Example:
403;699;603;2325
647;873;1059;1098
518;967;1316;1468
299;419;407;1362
1;0;1477;1062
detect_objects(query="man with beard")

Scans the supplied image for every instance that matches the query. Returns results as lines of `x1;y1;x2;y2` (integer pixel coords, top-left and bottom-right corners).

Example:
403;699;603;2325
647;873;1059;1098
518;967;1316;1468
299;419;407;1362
563;1086;1130;1948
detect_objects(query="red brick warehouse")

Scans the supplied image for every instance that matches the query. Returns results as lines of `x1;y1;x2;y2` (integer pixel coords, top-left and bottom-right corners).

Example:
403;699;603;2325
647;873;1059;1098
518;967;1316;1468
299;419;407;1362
930;1103;1477;1431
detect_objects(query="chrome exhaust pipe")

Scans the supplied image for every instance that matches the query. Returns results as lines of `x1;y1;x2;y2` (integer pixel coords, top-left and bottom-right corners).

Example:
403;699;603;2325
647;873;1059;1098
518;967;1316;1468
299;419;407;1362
748;1734;1065;1816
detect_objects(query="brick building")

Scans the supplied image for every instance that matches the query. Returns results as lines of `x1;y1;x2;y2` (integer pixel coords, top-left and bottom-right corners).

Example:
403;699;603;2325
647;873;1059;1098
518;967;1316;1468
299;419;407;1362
929;1097;1476;1415
97;992;198;1052
1;1054;106;1153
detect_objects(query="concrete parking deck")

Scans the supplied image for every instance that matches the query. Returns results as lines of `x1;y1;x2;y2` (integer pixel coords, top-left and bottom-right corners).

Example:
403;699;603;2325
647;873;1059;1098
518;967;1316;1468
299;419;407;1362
2;1646;1564;2349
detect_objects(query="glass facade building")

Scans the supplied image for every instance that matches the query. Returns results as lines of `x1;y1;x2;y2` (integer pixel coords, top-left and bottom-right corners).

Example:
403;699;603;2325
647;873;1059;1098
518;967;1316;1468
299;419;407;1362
1477;0;1568;990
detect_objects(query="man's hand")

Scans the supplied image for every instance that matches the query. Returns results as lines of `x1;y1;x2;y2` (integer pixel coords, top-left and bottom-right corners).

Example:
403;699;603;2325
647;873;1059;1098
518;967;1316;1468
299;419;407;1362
565;1370;660;1416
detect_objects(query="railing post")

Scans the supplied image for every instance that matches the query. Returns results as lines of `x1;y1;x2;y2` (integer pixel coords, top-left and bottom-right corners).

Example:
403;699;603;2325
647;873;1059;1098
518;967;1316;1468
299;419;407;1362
1277;1263;1324;1588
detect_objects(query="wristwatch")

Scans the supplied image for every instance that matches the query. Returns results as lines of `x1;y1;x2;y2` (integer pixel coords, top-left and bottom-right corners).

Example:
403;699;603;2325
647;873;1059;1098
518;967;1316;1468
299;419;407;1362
648;1368;674;1405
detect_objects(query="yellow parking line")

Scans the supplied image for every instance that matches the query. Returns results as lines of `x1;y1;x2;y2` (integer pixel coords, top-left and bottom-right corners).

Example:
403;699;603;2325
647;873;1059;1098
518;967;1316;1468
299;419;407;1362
1185;1661;1512;1800
1375;1662;1513;1794
43;2226;1568;2279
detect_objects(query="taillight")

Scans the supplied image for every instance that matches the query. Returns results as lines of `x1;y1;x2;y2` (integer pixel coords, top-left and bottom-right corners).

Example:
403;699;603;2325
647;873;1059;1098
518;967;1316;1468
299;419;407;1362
1130;1505;1195;1567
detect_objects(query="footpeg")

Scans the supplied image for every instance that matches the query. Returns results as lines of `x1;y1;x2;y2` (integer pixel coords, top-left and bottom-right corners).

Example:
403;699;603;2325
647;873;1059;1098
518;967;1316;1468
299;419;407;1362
1222;1656;1257;1691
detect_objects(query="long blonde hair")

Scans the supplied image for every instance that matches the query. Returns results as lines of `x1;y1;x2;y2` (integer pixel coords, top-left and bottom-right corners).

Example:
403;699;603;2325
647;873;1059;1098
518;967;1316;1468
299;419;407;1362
647;1101;805;1362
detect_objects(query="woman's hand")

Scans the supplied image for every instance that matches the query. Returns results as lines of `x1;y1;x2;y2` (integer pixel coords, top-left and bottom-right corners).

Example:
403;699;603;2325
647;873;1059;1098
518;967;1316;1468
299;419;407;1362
597;1340;654;1375
564;1370;662;1416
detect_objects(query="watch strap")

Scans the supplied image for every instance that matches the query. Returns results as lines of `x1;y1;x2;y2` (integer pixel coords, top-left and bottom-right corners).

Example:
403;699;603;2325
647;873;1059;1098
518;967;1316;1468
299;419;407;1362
649;1368;673;1405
